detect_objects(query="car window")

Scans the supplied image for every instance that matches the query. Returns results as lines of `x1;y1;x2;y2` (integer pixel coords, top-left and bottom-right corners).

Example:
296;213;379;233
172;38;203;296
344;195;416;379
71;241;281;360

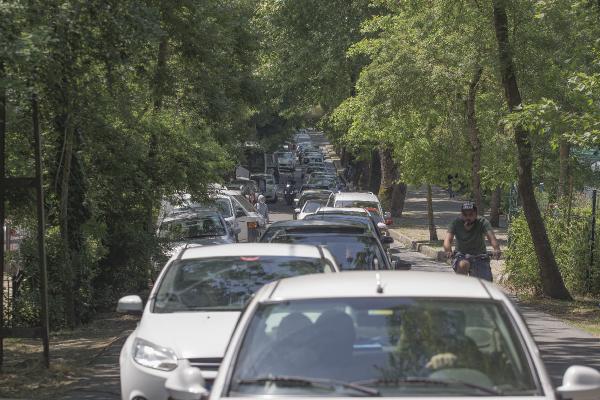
335;200;380;214
158;215;226;241
269;234;386;271
153;256;332;313
301;200;322;214
229;298;540;397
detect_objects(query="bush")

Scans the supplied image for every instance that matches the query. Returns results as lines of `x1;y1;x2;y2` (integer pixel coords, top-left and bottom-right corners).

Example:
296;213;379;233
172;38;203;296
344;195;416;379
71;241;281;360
504;198;599;297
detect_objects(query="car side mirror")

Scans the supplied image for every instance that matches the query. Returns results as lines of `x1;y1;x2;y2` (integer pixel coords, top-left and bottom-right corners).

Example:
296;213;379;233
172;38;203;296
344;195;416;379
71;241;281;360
235;208;245;218
557;366;600;400
381;236;394;245
294;208;301;214
377;222;387;230
165;360;209;400
116;295;143;314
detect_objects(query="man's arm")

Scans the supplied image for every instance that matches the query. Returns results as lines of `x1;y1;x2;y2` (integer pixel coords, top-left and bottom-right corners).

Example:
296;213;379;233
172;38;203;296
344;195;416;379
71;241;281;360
486;230;501;258
443;231;454;258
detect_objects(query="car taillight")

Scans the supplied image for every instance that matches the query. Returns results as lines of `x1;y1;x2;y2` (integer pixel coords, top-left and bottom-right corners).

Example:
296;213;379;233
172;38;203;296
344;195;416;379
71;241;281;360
247;221;258;229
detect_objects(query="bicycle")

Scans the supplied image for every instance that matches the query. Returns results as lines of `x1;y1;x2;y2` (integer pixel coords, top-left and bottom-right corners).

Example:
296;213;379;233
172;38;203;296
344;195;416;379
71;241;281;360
448;251;499;281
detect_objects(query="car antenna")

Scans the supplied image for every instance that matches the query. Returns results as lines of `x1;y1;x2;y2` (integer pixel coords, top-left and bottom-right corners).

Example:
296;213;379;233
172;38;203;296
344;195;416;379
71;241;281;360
376;272;384;294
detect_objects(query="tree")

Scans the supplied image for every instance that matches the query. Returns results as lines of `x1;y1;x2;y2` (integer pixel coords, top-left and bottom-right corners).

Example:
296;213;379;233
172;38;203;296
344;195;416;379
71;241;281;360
491;0;571;299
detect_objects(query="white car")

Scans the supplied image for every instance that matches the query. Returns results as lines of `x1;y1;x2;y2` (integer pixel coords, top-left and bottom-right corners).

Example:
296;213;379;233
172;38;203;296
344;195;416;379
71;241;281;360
167;271;600;400
328;192;391;223
328;191;382;214
118;243;339;400
224;190;265;242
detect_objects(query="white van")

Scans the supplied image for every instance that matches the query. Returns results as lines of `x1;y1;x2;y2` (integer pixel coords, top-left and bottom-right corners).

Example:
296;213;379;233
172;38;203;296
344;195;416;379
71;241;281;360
223;190;266;242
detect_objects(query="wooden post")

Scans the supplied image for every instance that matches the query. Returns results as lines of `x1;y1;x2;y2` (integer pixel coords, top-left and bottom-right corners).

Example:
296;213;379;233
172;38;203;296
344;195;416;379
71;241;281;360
32;93;50;367
0;61;6;371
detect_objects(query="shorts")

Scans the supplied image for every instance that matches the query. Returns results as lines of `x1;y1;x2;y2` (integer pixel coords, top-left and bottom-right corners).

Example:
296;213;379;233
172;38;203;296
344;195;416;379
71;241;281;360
452;253;493;282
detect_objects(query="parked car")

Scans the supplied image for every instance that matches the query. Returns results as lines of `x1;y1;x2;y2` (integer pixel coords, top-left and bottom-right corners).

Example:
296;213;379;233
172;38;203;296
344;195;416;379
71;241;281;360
167;271;600;400
118;243;339;400
260;220;394;270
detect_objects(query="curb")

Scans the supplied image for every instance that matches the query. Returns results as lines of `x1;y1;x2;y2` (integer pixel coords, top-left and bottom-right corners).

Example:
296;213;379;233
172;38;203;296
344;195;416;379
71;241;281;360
390;229;448;262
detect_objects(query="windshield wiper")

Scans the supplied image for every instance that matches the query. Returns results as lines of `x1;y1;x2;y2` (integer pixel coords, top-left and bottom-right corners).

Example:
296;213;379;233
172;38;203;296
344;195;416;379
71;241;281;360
352;377;501;395
237;375;380;396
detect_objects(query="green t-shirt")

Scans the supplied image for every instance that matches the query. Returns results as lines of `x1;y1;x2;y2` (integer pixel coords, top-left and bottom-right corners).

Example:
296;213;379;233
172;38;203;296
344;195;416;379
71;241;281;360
449;217;491;255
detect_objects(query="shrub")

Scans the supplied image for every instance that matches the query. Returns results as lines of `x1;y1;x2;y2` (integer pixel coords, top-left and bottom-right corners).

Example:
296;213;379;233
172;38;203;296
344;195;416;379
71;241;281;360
504;198;599;297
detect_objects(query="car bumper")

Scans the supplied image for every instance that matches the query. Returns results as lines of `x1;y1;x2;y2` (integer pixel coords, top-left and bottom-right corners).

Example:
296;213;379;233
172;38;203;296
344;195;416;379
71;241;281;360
121;354;218;400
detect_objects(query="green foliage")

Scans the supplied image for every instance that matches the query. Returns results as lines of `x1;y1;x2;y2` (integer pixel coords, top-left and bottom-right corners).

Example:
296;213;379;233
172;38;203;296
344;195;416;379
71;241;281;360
4;0;261;328
504;200;599;297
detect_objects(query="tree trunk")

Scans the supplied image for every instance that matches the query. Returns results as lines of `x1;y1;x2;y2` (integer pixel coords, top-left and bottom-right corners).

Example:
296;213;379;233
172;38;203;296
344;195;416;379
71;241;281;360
358;158;371;190
391;183;408;218
466;65;484;213
146;36;169;235
558;139;570;199
379;146;408;218
490;186;502;227
59;119;76;327
426;184;438;241
378;147;396;211
492;0;571;300
369;149;381;193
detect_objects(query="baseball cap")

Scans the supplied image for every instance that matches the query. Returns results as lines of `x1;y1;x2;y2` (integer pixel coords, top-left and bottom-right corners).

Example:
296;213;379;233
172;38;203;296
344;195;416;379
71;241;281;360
461;201;477;212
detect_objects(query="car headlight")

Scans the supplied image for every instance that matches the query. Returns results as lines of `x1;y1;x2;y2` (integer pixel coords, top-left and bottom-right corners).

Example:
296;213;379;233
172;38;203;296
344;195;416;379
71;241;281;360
133;338;178;371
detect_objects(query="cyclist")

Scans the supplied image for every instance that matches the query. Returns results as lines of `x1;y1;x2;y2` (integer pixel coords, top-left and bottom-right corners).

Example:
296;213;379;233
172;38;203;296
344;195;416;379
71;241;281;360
443;201;501;281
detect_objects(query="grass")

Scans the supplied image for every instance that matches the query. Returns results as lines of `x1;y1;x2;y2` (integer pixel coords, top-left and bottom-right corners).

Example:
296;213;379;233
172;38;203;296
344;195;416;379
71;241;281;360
520;297;600;337
0;312;137;399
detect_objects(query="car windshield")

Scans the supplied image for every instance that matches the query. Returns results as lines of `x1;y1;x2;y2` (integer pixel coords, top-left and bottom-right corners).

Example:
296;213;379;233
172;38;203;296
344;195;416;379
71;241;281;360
299;196;329;209
269;234;386;270
158;215;226;241
229;298;540;397
302;201;322;214
153;256;332;313
304;214;374;233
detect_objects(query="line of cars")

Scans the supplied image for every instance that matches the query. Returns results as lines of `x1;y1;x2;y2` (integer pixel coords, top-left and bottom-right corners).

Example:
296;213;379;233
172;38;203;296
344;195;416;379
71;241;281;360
118;131;600;400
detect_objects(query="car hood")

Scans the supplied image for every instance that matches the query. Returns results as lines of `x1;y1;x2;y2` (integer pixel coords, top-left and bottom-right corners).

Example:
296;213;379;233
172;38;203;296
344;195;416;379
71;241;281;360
136;311;241;359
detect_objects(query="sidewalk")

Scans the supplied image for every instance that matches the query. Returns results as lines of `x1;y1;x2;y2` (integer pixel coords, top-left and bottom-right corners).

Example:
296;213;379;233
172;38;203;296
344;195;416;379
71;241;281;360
392;185;600;385
394;247;600;385
394;185;507;243
57;334;128;400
